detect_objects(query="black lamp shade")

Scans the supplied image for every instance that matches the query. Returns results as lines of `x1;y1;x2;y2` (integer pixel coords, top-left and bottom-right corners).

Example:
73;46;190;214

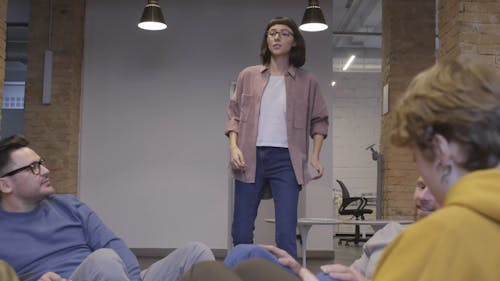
138;1;167;31
300;0;328;32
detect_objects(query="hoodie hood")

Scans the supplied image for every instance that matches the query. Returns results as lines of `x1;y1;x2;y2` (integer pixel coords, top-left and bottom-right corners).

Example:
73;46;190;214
445;169;500;223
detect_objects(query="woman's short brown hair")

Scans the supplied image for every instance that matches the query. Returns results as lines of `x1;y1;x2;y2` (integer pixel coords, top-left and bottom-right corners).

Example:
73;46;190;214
259;17;306;68
391;59;500;171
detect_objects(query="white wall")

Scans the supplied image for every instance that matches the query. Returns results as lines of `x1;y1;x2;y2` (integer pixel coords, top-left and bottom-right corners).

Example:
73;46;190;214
80;0;334;250
332;72;381;200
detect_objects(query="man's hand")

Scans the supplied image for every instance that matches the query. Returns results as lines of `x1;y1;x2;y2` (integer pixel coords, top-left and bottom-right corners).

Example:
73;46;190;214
38;272;67;281
320;264;369;281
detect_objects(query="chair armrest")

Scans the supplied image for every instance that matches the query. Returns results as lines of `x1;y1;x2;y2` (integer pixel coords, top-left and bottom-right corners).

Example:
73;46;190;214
341;197;367;211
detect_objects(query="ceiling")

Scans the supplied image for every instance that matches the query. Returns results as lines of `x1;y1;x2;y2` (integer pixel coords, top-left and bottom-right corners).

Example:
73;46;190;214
5;0;29;78
3;0;382;79
330;0;382;72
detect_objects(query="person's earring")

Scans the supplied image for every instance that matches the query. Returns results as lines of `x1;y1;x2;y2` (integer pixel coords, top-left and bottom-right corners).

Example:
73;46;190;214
440;161;452;185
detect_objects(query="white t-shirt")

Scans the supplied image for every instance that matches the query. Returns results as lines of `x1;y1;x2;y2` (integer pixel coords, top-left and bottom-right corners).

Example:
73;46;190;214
256;75;288;147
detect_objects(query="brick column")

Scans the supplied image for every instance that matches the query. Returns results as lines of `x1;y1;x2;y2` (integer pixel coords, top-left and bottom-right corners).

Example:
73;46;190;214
439;0;500;68
24;0;84;194
380;0;436;219
0;0;7;125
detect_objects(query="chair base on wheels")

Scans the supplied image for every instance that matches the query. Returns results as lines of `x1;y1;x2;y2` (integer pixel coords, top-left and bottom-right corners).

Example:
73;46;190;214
335;223;373;246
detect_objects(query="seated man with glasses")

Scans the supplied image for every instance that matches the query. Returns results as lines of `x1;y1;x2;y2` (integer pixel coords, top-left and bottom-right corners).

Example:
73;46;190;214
0;135;215;281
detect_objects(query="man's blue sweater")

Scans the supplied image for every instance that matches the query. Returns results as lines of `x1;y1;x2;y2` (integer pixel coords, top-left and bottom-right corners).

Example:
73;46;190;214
0;195;141;281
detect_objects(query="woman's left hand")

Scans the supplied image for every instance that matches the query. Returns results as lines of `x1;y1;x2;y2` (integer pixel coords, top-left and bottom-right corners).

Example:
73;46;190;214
310;159;324;180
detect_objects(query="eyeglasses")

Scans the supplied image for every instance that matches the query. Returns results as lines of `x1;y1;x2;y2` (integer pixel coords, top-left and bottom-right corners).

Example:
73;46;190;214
267;30;294;38
1;159;46;178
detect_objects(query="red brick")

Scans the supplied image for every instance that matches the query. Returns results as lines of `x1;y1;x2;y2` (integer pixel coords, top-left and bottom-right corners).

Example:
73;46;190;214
24;0;85;195
381;0;435;219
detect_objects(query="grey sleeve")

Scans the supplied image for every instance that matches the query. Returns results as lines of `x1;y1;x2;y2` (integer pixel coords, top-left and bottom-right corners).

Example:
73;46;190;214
349;222;406;278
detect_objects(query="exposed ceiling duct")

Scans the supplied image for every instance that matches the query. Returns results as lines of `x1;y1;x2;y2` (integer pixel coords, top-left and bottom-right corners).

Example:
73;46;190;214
331;0;382;73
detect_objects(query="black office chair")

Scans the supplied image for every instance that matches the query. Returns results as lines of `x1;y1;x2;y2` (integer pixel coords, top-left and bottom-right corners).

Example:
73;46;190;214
336;179;373;245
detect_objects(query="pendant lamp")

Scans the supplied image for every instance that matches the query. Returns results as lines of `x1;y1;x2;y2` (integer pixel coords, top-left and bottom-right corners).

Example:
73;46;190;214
138;0;167;31
299;0;328;32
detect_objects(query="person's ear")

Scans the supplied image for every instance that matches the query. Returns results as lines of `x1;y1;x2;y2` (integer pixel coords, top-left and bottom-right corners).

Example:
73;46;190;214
431;134;451;163
0;178;13;195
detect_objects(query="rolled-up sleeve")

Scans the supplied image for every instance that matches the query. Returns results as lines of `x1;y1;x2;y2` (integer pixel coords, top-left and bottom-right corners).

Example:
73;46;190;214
226;96;240;136
309;79;329;138
225;72;244;137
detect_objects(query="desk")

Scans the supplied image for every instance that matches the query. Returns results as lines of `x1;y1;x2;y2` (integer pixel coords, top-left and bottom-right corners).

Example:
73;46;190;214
338;219;413;232
265;218;413;266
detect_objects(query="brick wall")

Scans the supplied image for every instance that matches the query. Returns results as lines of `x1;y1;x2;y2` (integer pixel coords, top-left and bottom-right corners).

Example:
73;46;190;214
439;0;500;68
380;0;436;219
24;0;84;194
0;0;7;124
438;0;460;60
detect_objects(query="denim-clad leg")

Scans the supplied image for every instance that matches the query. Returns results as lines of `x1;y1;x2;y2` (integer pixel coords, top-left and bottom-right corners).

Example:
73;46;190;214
265;148;300;259
224;244;295;276
223;245;340;281
232;147;299;258
231;154;266;245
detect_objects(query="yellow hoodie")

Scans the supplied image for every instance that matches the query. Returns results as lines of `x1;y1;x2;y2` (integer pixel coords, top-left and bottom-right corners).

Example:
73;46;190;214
373;169;500;281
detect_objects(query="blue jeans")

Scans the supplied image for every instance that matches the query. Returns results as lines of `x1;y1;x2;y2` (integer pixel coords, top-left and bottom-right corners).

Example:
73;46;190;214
224;244;295;276
232;147;300;258
224;244;340;281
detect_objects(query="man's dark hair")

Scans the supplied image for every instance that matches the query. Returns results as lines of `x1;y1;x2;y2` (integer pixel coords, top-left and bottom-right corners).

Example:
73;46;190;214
0;134;29;176
260;16;306;68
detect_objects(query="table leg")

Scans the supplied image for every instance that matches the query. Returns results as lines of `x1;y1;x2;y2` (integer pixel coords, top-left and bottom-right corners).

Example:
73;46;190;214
298;224;312;267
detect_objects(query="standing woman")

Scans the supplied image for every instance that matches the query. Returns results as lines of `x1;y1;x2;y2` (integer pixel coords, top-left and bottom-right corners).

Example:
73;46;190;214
225;16;329;258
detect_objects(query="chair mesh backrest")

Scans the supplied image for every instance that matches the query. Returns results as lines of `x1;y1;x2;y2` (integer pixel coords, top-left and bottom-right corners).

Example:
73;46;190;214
336;179;351;199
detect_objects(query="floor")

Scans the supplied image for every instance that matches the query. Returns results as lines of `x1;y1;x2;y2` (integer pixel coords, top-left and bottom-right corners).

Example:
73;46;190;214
137;240;363;276
306;243;363;273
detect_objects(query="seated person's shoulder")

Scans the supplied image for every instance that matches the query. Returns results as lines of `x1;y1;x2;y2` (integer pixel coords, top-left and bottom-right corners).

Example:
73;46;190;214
48;194;80;204
381;222;406;233
45;194;86;211
369;222;406;241
365;222;406;252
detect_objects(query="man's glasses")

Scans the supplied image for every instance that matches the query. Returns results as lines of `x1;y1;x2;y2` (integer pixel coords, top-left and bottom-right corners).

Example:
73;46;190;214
1;159;46;178
267;30;294;38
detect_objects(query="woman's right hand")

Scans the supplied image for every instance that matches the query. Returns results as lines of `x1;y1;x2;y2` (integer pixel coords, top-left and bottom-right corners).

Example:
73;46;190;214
260;245;318;281
230;145;246;170
38;272;67;281
320;264;369;281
